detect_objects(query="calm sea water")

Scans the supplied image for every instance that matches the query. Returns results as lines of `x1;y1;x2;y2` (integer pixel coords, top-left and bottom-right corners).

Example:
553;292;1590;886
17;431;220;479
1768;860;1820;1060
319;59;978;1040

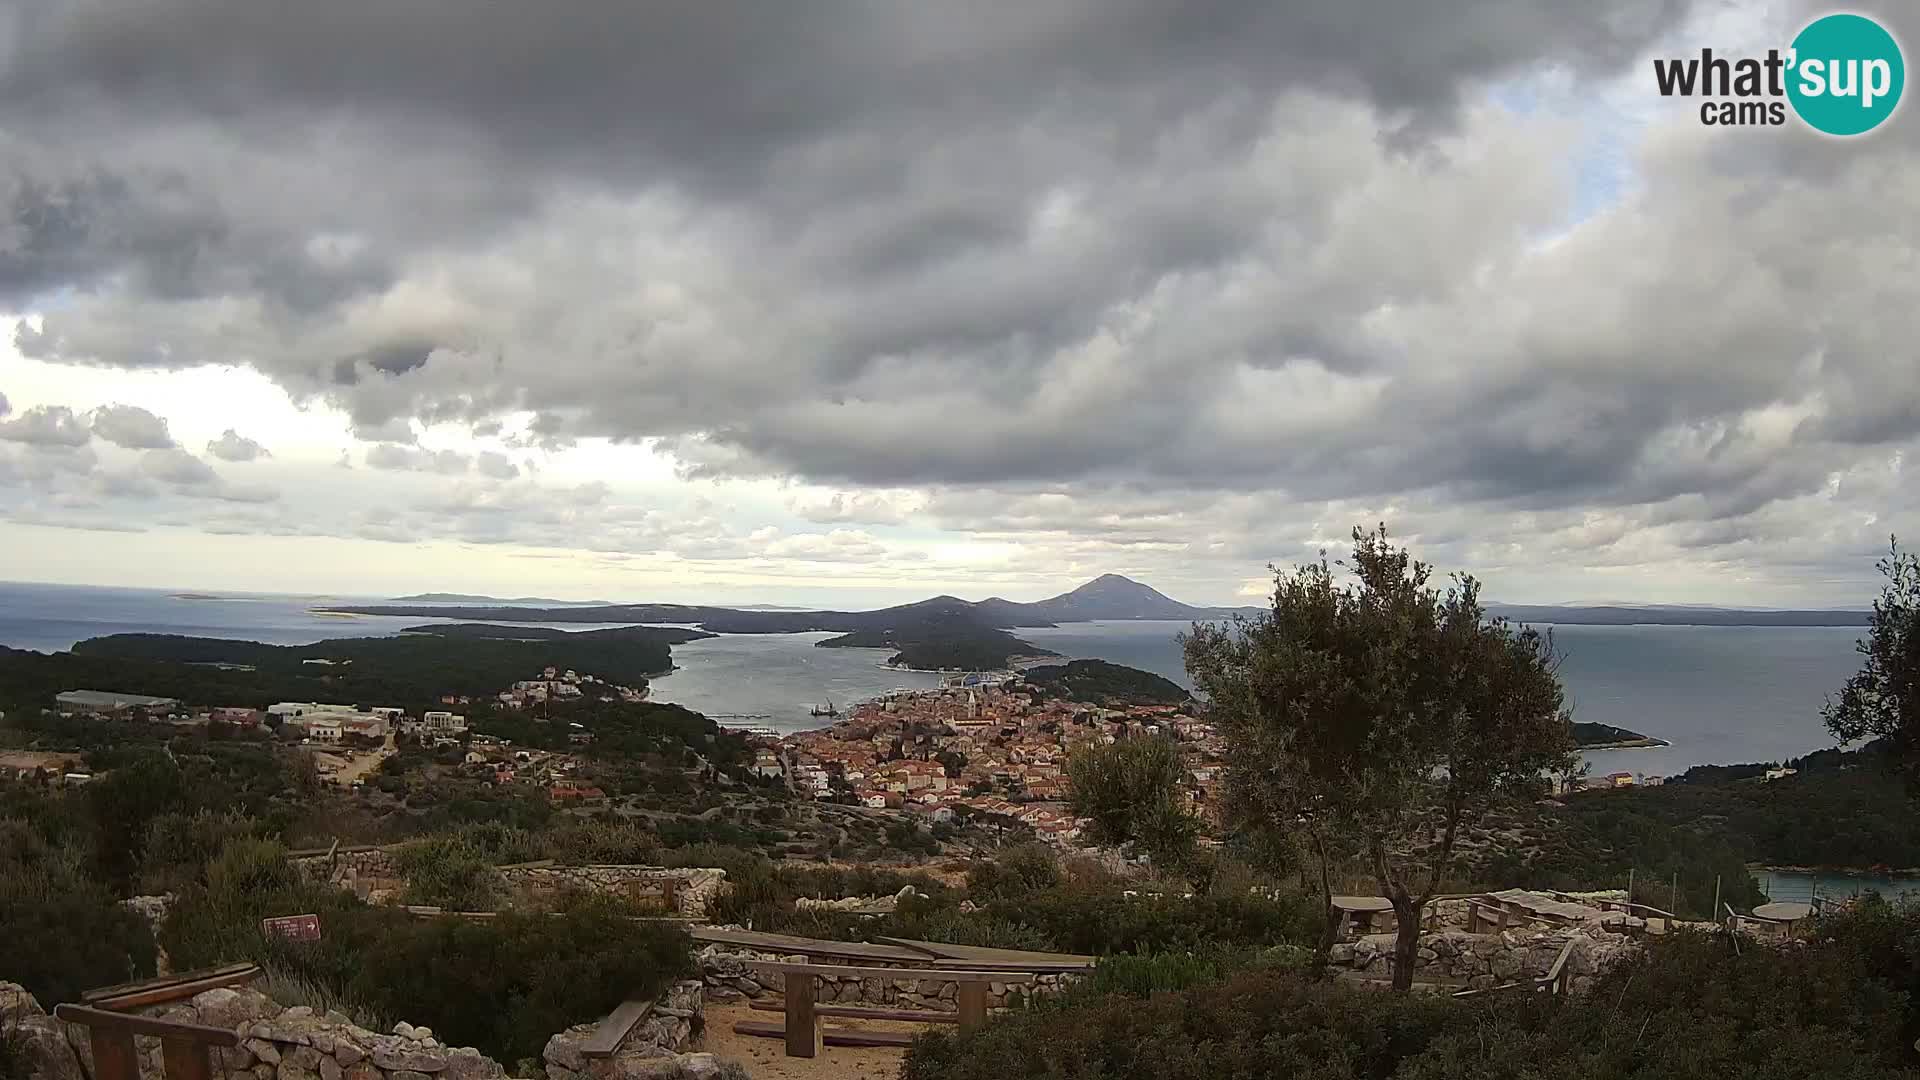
0;583;1870;768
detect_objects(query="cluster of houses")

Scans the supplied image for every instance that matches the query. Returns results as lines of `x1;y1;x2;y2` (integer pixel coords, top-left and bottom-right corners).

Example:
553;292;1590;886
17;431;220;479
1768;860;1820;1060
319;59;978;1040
776;680;1224;847
265;702;469;745
496;666;646;710
454;734;606;806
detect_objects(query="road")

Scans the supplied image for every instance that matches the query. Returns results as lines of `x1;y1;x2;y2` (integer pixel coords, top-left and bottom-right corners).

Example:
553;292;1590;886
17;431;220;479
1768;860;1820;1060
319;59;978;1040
328;732;397;786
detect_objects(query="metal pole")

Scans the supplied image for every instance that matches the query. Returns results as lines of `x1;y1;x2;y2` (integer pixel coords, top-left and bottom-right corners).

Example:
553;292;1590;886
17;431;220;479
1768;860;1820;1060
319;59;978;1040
1627;868;1635;906
1712;876;1722;927
1671;872;1679;919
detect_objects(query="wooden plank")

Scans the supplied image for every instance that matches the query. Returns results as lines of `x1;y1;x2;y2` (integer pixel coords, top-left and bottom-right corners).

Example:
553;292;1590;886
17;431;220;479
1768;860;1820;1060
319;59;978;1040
745;962;1030;983
692;927;929;964
956;982;987;1034
749;1000;958;1023
576;998;655;1059
85;968;262;1011
733;1020;914;1049
874;938;1096;967
84;963;258;1004
783;972;820;1059
926;959;1092;973
161;1037;213;1080
88;1024;140;1080
53;1006;240;1047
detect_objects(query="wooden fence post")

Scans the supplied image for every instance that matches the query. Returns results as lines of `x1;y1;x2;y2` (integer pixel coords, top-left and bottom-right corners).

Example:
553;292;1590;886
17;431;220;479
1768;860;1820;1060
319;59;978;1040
783;972;820;1058
957;982;988;1033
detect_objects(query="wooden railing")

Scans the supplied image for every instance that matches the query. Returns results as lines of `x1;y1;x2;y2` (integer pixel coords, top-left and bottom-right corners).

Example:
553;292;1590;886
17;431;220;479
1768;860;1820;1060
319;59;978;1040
53;1004;238;1080
737;962;1040;1059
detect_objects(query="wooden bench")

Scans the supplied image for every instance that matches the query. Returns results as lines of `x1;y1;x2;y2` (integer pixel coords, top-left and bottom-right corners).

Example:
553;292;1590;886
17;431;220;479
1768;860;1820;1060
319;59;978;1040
55;1004;238;1080
83;963;263;1011
576;997;656;1059
738;962;1040;1058
747;1000;958;1023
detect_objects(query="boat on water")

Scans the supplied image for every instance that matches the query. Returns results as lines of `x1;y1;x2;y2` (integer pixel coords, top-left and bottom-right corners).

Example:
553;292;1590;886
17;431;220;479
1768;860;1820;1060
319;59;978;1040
808;696;840;718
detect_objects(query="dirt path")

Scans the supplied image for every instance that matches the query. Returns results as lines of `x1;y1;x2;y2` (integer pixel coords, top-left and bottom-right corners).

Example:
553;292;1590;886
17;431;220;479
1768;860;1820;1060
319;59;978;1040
695;1002;917;1080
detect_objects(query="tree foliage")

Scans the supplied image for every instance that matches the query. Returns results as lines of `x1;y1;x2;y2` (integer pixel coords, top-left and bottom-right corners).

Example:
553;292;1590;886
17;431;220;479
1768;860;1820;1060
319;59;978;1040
1066;736;1201;876
1826;537;1920;787
1184;525;1575;989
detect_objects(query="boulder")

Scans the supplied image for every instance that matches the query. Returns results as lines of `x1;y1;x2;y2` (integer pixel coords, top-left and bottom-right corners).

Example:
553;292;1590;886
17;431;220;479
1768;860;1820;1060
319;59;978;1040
372;1047;448;1072
13;1014;88;1080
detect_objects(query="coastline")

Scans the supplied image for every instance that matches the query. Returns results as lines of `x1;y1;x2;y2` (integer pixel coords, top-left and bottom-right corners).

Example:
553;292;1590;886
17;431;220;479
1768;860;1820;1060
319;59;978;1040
1575;737;1672;751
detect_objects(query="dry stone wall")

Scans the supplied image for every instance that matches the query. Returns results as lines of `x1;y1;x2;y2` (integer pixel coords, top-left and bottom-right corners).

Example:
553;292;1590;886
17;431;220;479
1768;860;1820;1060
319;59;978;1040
3;984;505;1080
695;942;1076;1013
288;849;727;920
1328;927;1637;992
540;981;705;1080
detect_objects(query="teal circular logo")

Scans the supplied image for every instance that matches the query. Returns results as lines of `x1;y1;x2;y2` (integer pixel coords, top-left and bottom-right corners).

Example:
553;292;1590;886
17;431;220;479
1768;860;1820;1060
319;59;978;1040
1788;13;1904;136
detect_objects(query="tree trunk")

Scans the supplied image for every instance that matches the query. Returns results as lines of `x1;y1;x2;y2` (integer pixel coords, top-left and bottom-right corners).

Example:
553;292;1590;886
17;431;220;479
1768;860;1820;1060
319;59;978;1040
1390;895;1422;991
1309;828;1339;976
1314;896;1341;975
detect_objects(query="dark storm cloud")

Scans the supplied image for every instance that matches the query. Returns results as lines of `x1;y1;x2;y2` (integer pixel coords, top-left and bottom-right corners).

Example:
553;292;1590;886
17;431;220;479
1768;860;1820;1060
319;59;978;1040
10;0;1920;594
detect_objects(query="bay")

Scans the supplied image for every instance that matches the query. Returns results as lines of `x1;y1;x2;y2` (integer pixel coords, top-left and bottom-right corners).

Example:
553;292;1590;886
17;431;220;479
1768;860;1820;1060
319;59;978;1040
0;583;1873;770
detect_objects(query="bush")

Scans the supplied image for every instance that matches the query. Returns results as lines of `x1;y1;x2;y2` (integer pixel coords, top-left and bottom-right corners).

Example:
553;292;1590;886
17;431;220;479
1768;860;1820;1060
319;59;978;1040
0;818;157;1005
965;843;1060;902
397;838;502;910
162;843;693;1065
905;912;1920;1080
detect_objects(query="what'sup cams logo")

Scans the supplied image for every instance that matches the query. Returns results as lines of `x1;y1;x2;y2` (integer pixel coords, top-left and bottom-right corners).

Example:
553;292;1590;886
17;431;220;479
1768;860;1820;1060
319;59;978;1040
1653;12;1904;135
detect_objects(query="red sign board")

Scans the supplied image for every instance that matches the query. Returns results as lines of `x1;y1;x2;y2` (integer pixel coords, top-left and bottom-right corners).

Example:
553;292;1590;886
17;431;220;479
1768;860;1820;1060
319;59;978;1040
261;914;322;942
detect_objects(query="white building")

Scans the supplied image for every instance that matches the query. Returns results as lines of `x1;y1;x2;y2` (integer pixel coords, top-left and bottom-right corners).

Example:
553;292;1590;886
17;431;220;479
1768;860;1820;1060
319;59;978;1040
268;702;358;721
423;711;468;733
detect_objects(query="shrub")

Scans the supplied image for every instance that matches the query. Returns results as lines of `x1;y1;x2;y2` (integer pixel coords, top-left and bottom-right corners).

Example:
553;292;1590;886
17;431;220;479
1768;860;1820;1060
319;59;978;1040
0;818;157;1005
906;914;1920;1080
965;843;1060;902
397;837;502;910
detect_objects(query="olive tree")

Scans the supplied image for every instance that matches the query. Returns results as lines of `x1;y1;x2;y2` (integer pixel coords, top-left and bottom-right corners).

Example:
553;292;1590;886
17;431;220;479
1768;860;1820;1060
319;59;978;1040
1824;537;1920;785
1066;736;1201;881
1184;526;1574;990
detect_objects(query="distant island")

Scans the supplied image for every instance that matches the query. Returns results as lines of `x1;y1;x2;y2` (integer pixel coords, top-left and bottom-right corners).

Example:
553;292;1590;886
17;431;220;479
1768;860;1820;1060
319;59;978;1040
319;575;1874;674
392;592;614;605
1571;721;1670;750
1018;659;1190;705
818;625;1058;671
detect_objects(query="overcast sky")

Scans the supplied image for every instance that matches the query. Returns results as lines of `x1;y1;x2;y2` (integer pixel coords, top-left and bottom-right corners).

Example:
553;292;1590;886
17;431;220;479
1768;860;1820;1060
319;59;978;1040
2;0;1916;608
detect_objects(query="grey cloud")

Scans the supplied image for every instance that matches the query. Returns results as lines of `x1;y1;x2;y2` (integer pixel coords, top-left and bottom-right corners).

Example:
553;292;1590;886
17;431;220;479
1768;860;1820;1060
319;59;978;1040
0;391;9;417
214;480;279;503
93;467;158;499
352;417;417;444
0;405;91;446
207;428;270;461
139;447;218;486
476;450;519;480
365;442;469;474
90;403;175;448
10;0;1920;602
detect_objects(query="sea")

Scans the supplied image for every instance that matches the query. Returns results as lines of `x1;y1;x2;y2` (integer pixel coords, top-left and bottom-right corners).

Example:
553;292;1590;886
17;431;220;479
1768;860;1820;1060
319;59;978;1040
0;582;1869;769
0;580;1903;900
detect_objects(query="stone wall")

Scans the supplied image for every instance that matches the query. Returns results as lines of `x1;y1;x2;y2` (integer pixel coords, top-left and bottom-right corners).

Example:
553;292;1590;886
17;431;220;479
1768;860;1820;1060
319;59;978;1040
291;848;407;904
540;981;706;1080
694;943;1076;1013
497;867;726;921
4;983;505;1080
1328;927;1637;992
289;849;727;920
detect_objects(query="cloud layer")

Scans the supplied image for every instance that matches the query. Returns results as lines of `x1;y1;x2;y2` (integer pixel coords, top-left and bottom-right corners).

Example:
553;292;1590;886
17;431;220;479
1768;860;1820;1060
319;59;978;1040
2;0;1917;603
